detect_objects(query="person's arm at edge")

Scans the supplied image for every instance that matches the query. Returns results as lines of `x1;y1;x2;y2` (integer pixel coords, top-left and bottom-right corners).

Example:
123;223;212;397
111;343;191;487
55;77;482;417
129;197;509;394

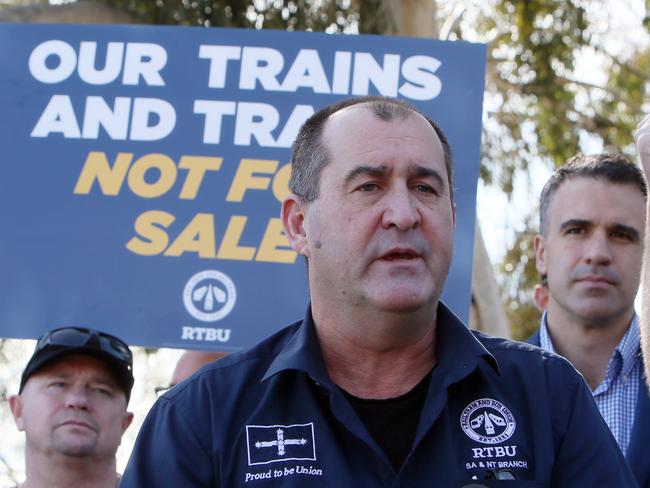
119;395;216;487
635;116;650;389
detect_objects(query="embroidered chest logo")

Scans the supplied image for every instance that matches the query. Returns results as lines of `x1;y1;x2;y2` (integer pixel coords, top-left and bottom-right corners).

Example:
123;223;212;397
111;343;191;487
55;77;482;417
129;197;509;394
246;423;316;466
460;398;516;445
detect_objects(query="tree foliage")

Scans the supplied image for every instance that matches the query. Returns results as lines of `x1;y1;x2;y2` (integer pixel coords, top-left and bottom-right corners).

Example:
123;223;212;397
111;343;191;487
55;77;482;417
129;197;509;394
499;215;542;341
101;0;360;31
465;0;649;337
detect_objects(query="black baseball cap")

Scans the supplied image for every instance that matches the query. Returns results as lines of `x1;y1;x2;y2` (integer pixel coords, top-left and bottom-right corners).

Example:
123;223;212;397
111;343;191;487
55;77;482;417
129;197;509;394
19;327;134;402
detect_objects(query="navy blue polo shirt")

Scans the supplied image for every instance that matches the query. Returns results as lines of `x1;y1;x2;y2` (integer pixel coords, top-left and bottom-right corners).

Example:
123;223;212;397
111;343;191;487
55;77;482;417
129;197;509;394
121;304;635;487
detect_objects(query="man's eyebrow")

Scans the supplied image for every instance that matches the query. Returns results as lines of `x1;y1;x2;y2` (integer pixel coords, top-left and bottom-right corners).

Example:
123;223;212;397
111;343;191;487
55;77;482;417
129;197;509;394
91;376;118;385
610;223;641;241
83;373;121;387
343;164;446;189
42;371;118;386
344;165;389;185
39;373;76;384
409;165;445;188
558;219;591;232
558;219;641;241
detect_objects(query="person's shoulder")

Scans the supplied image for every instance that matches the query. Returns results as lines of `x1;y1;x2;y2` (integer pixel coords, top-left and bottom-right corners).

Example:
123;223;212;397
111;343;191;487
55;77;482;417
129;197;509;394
148;320;306;443
473;329;559;358
207;320;302;371
472;330;580;377
163;320;302;400
471;331;590;420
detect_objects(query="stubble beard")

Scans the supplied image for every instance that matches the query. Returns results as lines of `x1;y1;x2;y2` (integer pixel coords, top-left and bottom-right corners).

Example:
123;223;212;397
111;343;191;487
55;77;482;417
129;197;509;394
50;431;99;458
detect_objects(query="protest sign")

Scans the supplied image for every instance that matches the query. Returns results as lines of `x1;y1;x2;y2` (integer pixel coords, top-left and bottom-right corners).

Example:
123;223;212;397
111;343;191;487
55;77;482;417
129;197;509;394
0;24;486;349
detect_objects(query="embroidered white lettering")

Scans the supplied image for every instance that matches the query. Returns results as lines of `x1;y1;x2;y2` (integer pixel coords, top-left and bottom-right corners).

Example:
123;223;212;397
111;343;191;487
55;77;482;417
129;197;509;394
471;445;517;459
244;469;272;482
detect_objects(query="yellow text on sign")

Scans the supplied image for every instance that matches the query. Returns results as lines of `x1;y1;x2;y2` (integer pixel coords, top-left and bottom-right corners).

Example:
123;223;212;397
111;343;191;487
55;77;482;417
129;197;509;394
73;151;291;202
126;211;296;264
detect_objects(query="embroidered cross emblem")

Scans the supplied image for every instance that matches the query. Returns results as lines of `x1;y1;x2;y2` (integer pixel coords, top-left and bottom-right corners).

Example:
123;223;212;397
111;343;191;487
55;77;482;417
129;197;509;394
254;428;308;456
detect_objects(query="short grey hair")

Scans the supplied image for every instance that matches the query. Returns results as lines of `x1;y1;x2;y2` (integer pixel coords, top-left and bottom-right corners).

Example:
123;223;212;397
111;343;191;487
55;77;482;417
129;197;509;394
289;96;454;203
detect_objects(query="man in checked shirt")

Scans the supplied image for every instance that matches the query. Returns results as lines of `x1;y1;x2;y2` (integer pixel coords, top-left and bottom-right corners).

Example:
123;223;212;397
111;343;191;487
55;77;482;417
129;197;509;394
529;152;650;487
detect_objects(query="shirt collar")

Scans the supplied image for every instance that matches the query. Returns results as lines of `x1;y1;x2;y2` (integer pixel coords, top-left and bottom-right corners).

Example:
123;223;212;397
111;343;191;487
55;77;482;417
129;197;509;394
262;306;332;386
538;311;556;354
262;302;499;387
434;302;500;377
616;315;641;378
539;311;641;378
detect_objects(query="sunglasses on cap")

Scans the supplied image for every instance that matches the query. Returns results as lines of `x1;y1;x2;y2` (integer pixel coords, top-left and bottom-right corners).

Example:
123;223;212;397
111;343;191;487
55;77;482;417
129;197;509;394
20;326;135;400
35;326;133;368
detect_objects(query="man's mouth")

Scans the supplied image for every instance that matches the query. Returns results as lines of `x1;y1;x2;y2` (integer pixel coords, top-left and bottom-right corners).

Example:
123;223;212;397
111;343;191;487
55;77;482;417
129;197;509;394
578;274;614;285
381;249;420;261
58;420;96;432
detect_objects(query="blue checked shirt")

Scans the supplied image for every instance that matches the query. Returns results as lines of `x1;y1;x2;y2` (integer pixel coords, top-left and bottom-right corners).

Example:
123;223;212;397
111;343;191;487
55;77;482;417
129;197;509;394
539;312;641;455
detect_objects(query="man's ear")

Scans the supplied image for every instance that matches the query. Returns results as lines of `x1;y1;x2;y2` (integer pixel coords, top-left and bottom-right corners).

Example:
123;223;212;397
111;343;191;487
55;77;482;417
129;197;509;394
534;234;547;275
8;394;25;431
122;411;134;434
281;194;309;257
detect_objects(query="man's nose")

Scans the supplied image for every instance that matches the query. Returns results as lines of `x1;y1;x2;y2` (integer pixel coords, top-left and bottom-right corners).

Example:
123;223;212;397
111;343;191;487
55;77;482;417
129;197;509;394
381;187;421;231
64;385;91;409
584;231;613;266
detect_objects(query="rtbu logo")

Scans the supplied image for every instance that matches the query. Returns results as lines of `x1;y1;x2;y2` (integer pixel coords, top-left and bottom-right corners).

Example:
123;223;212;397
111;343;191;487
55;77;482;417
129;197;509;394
183;270;236;322
460;398;516;445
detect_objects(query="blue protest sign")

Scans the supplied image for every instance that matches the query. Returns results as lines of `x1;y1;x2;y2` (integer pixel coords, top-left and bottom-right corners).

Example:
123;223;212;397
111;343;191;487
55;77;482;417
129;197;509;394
0;24;486;350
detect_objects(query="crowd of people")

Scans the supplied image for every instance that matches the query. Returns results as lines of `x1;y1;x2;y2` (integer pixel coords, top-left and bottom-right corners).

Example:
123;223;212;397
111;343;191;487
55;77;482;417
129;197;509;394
7;98;650;487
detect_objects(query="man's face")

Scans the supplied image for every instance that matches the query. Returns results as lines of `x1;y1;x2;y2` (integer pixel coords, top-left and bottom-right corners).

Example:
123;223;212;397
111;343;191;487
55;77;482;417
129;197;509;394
535;177;645;324
9;354;133;460
283;105;455;315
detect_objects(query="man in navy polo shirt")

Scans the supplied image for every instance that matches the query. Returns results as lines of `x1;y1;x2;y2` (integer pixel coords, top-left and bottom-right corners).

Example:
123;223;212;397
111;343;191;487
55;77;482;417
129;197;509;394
122;97;635;486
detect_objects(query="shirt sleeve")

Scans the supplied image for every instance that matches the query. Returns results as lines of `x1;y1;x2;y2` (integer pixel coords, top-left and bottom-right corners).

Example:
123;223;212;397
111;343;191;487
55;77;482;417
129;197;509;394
551;372;637;487
119;395;217;487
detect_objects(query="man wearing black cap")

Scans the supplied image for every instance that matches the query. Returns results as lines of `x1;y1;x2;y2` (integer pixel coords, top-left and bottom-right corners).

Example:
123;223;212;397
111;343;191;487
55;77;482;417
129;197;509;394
8;327;134;488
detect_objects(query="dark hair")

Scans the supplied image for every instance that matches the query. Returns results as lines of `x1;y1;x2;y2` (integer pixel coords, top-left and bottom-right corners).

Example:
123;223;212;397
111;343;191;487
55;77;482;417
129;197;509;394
289;96;454;203
539;153;647;236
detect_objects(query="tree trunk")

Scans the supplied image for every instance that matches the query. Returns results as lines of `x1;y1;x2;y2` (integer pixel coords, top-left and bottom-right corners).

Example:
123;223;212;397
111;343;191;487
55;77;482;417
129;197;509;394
383;0;438;37
470;223;510;337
